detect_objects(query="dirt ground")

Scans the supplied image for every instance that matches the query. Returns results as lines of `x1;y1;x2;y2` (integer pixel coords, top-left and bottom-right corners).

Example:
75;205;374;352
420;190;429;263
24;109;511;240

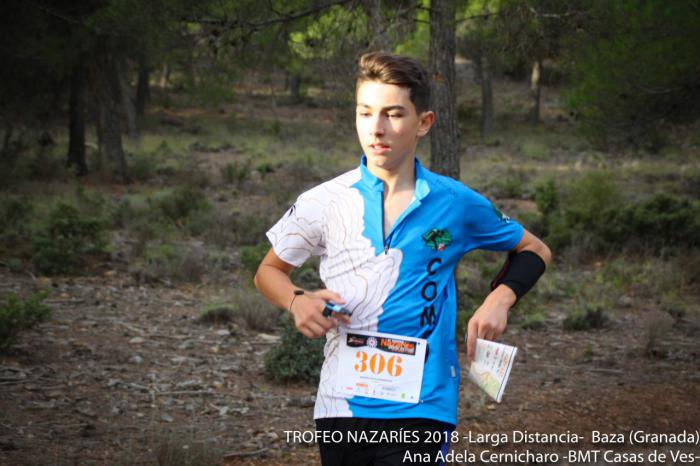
1;264;698;466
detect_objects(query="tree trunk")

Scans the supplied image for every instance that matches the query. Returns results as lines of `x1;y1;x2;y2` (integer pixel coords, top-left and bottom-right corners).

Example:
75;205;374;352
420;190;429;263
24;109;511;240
1;124;13;160
120;62;138;137
480;54;494;140
429;0;459;180
95;41;130;183
289;73;301;102
159;63;169;88
529;59;541;125
135;65;150;117
367;0;388;50
66;59;88;176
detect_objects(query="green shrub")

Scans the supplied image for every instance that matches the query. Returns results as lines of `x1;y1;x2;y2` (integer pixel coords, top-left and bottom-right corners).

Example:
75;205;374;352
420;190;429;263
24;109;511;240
0;195;33;232
256;162;276;178
562;171;621;236
199;289;281;332
264;317;325;384
230;211;273;246
520;139;549;160
535;177;559;218
455;309;472;340
548;175;700;254
486;168;527;199
131;241;211;283
32;203;107;275
74;185;108;218
659;290;686;322
127;151;159;182
0;195;34;257
221;159;251;187
520;311;547;330
620;193;700;249
0;293;52;349
240;243;270;277
563;303;608;331
151;186;211;224
292;260;323;290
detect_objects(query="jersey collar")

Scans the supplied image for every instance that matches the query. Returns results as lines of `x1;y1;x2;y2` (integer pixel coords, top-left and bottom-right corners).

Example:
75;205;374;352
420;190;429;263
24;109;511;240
359;155;431;201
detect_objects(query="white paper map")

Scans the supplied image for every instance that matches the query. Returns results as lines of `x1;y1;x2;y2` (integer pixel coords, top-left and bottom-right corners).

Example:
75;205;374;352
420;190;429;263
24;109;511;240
467;338;517;403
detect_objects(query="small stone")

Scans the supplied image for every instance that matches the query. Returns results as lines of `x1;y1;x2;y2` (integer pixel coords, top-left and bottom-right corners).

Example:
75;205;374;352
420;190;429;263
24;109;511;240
216;329;230;337
104;270;117;277
161;413;174;423
618;295;634;308
106;378;121;388
129;337;144;344
177;341;194;350
287;396;315;408
130;355;144;365
257;333;280;343
35;277;52;289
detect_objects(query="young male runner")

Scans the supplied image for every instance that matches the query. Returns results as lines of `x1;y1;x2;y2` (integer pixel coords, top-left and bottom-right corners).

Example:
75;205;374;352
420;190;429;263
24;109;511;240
254;52;551;465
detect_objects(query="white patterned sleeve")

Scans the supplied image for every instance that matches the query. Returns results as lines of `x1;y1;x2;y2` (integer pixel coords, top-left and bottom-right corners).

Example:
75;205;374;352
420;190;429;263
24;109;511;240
265;192;326;267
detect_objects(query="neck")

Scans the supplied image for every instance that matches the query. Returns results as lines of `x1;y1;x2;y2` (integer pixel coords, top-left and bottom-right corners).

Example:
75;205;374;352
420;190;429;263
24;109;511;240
367;157;416;196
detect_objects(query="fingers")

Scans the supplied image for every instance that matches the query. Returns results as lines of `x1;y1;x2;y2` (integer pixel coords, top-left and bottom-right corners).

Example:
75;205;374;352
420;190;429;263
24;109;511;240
292;289;349;339
333;314;352;326
312;289;346;304
467;310;508;363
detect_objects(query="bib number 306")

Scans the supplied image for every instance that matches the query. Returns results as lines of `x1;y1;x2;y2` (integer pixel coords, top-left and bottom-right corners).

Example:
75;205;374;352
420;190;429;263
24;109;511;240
354;350;403;377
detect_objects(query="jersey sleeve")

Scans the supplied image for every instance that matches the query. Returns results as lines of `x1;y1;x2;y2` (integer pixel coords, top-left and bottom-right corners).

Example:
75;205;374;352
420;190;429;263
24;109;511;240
462;189;524;252
265;192;326;267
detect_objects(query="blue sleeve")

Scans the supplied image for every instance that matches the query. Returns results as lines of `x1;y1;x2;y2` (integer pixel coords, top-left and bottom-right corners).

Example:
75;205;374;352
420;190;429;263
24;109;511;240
462;189;524;252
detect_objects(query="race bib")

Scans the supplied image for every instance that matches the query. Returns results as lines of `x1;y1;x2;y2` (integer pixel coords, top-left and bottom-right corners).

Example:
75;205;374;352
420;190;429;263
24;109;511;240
335;328;427;404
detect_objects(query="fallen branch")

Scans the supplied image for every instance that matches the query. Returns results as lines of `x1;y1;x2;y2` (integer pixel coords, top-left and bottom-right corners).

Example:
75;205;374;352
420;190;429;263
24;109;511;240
223;447;268;459
153;390;216;397
0;366;28;373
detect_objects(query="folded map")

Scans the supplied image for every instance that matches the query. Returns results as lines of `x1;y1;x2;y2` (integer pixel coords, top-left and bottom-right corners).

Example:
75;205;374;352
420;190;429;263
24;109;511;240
466;338;517;403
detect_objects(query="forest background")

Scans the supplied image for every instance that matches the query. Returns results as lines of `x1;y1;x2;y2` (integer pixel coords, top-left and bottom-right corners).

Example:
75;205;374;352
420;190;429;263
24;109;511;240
0;1;699;465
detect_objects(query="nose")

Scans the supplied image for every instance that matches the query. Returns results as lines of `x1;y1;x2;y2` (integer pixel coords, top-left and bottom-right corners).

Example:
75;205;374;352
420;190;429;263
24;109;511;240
370;115;384;137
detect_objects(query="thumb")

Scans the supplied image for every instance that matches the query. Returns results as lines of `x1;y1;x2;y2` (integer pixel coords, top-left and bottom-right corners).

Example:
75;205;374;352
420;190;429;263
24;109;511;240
313;289;345;304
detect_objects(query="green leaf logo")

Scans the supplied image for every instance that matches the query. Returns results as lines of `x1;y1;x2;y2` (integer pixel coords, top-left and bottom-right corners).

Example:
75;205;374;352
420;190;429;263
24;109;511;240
422;228;452;251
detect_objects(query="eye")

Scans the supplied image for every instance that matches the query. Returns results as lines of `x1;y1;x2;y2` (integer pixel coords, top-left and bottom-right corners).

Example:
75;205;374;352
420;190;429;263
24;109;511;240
357;111;371;117
388;113;403;118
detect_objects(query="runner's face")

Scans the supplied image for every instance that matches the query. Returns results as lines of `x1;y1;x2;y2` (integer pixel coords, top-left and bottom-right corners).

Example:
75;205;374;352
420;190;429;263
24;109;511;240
356;81;432;174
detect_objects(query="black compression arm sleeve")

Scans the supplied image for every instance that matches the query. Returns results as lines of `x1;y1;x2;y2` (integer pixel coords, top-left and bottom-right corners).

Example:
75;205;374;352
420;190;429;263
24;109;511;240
490;250;546;302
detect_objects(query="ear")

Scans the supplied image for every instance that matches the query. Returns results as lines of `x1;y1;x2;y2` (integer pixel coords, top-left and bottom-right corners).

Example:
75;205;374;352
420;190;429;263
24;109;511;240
417;111;435;137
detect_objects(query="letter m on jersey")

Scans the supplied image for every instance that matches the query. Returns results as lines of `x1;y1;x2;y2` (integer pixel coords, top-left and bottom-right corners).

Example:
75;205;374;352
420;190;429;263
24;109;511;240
420;305;436;326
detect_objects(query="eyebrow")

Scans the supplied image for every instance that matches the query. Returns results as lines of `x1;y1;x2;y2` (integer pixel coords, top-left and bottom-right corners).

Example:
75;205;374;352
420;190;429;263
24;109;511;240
356;104;407;112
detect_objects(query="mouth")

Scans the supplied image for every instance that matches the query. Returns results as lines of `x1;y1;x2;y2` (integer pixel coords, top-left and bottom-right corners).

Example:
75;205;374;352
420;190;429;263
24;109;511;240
369;143;390;154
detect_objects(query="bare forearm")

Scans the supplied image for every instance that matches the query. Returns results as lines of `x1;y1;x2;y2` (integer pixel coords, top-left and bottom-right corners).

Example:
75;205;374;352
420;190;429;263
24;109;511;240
254;250;349;338
254;264;298;311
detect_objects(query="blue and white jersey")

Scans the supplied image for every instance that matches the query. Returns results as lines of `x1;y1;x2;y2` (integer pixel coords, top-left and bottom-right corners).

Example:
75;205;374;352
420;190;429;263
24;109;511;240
266;156;523;426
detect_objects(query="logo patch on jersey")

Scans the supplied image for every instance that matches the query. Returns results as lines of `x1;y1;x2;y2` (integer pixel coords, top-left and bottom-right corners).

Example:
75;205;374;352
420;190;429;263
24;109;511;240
422;228;452;251
492;205;511;223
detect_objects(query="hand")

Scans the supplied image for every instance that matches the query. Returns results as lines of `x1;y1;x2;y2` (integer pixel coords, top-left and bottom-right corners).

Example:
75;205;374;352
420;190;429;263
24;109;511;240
290;289;350;339
466;285;516;363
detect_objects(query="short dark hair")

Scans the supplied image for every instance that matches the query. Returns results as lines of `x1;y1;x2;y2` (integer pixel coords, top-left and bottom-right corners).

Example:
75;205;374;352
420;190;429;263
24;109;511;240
357;52;431;113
